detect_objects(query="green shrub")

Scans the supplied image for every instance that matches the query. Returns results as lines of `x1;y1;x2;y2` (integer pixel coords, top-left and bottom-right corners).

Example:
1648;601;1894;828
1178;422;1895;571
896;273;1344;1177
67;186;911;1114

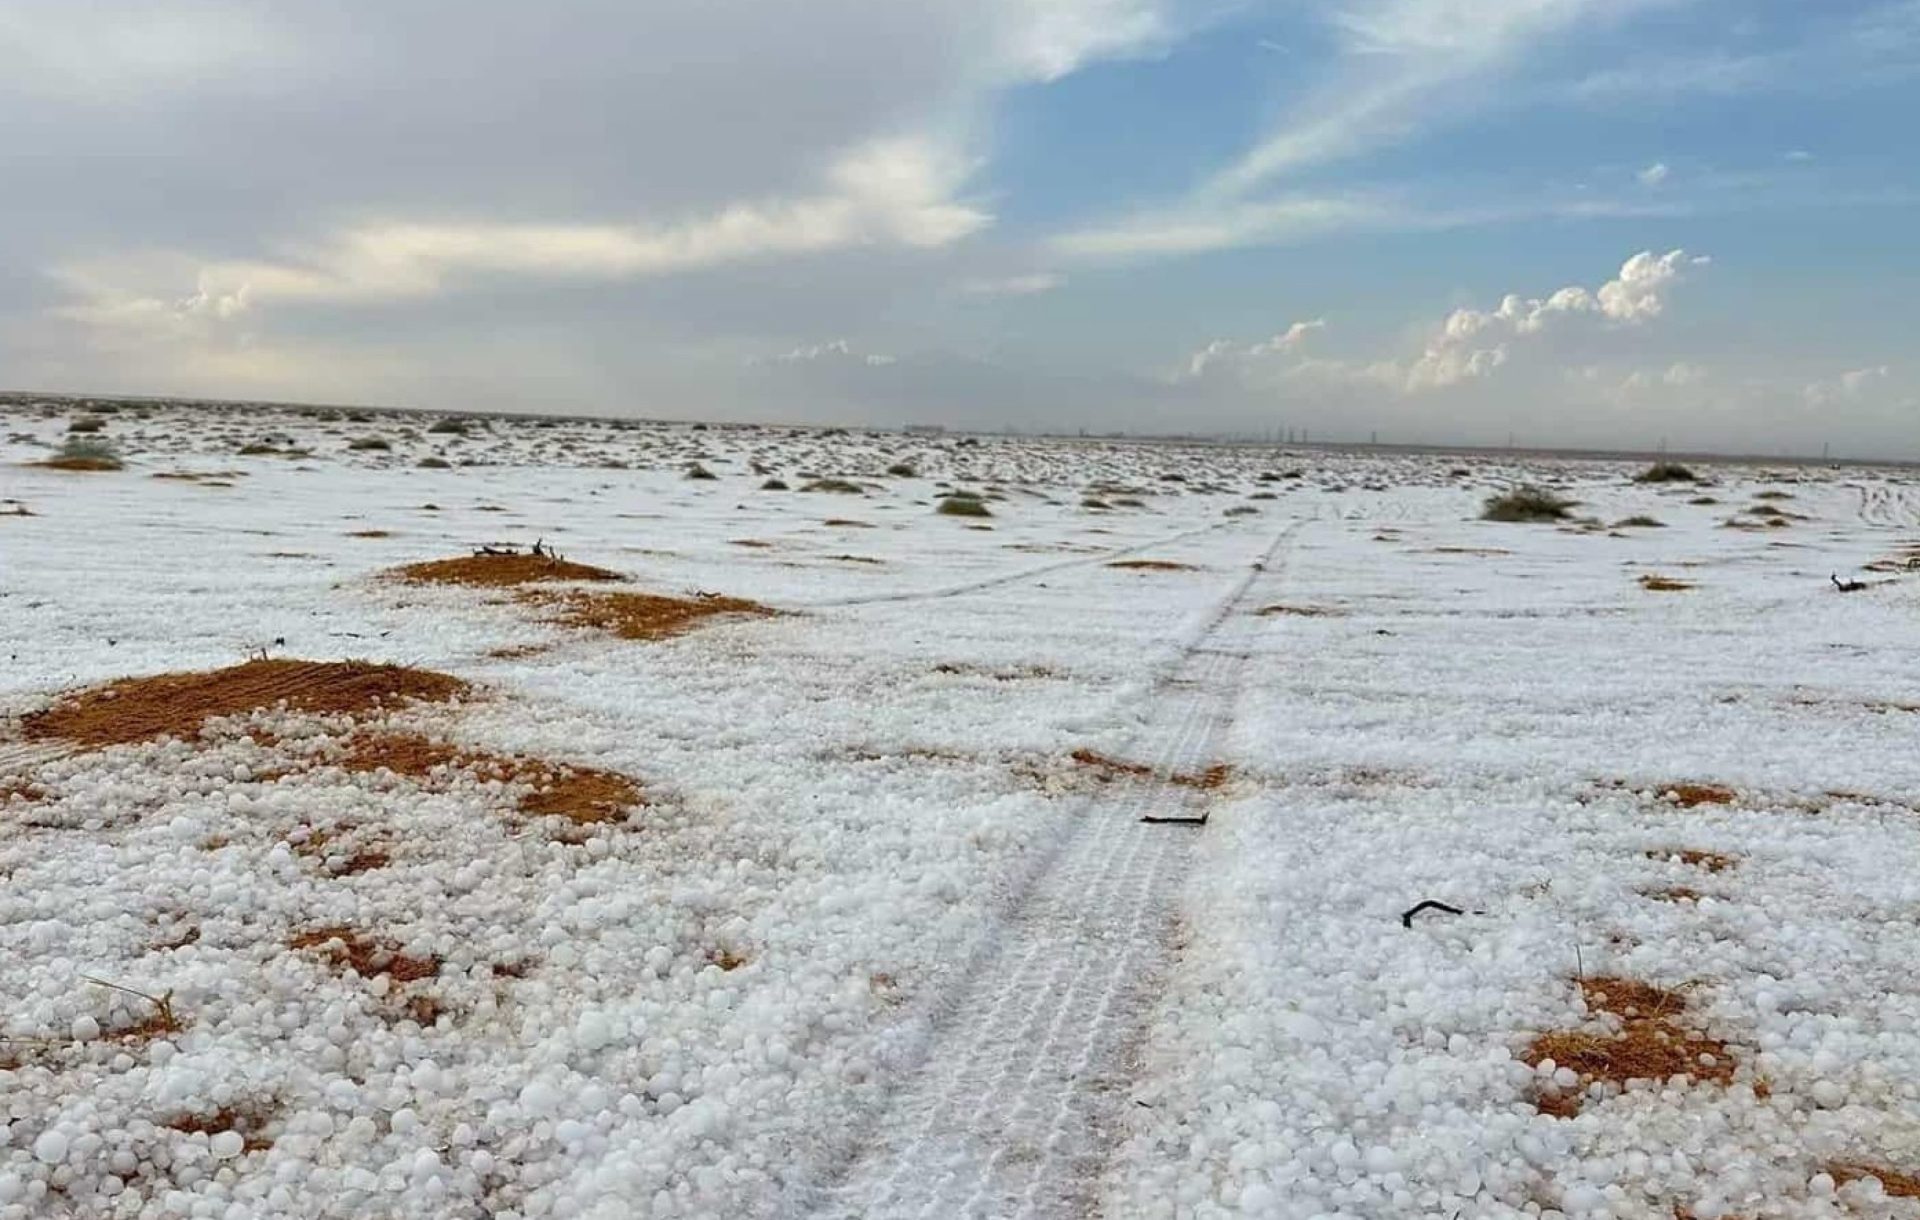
1635;462;1697;483
1482;485;1575;522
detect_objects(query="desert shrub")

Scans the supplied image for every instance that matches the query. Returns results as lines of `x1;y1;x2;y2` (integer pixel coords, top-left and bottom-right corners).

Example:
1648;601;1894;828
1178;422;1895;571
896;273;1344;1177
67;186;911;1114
237;442;280;456
41;436;124;471
686;463;718;480
887;462;916;477
417;456;451;469
1081;497;1111;510
348;436;392;451
1635;462;1697;484
1224;504;1259;517
801;478;863;494
1688;495;1719;506
1613;515;1666;528
760;478;789;491
67;416;107;434
1482;485;1575;522
427;418;468;435
937;497;992;518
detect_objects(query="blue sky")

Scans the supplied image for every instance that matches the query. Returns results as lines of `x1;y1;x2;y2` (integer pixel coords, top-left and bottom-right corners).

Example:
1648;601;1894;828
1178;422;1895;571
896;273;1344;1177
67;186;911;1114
2;0;1915;454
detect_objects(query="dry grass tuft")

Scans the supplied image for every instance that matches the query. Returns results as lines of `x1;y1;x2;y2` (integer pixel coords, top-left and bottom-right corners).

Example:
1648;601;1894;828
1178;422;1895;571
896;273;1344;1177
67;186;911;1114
392;551;623;588
23;659;468;748
1107;559;1196;572
290;926;440;982
1638;573;1695;592
1483;486;1576;522
1523;976;1736;1116
1828;1163;1920;1198
523;588;771;641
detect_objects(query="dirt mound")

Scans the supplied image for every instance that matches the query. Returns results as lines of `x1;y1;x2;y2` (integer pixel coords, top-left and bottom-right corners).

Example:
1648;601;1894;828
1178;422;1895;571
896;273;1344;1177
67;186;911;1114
1524;976;1739;1116
335;732;643;825
524;589;772;641
24;660;468;748
391;552;624;587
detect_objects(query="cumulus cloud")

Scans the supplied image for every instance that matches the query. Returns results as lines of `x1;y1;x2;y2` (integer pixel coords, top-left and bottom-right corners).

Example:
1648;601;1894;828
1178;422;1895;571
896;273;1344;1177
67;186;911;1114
1183;319;1326;378
767;339;897;367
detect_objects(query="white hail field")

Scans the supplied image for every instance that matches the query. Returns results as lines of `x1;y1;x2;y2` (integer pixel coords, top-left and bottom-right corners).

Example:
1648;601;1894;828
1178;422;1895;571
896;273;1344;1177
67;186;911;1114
2;400;1919;1220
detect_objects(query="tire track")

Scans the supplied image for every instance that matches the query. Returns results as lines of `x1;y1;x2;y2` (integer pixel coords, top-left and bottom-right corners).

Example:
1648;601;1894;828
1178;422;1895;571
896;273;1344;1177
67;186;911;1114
790;520;1239;609
796;522;1301;1220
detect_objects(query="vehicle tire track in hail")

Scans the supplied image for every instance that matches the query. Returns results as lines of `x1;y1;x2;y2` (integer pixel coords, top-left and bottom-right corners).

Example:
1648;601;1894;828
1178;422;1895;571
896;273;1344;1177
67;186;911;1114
792;520;1240;609
796;522;1303;1220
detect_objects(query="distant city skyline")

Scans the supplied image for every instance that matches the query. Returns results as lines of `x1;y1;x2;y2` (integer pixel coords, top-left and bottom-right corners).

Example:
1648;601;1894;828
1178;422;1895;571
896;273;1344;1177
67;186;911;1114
3;1;1916;454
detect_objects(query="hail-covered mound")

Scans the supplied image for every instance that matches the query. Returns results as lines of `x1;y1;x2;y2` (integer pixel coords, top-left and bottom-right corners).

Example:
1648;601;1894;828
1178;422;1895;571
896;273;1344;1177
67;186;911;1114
389;551;625;588
22;659;468;748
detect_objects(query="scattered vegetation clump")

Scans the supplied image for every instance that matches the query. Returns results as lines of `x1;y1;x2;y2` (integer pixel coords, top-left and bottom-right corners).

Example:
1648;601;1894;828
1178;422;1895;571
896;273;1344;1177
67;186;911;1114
936;496;993;518
37;437;124;471
426;418;469;435
886;463;917;477
1108;559;1194;571
1256;603;1339;617
390;548;623;588
525;589;772;641
347;436;392;451
1613;515;1666;528
1635;462;1698;484
1482;485;1575;522
801;477;863;494
760;478;789;491
66;416;107;434
685;462;718;480
23;659;468;748
1522;977;1738;1117
1638;574;1695;592
417;456;451;469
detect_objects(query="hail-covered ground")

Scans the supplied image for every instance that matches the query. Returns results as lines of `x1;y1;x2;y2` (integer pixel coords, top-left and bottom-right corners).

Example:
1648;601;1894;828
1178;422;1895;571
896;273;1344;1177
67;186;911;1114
3;398;1920;1220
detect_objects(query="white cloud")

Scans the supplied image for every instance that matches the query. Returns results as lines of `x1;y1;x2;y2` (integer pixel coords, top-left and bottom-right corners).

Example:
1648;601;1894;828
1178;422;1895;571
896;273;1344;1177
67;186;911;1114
1804;364;1891;405
1405;249;1704;388
766;339;896;367
1052;196;1389;260
960;272;1064;296
54;137;989;326
1183;318;1326;378
993;0;1176;83
1638;161;1670;187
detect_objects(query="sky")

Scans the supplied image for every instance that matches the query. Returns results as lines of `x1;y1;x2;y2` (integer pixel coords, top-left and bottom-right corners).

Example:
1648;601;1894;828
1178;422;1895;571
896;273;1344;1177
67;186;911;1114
2;0;1916;455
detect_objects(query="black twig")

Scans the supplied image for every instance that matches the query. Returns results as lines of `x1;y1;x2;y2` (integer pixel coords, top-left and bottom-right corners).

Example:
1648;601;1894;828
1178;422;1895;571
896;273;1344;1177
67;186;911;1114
1400;899;1466;929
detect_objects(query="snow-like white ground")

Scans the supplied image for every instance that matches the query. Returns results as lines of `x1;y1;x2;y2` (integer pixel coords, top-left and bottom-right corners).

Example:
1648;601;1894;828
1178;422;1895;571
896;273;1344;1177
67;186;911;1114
3;399;1919;1219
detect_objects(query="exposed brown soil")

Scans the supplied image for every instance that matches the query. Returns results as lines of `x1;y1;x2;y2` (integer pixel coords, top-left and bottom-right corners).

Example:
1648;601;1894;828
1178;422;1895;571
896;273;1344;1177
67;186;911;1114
1107;559;1196;571
335;732;644;826
523;588;772;641
1523;977;1737;1117
290;926;440;982
1659;783;1736;807
0;778;46;803
23;660;468;748
1828;1163;1920;1198
391;552;624;588
1648;848;1739;874
1644;887;1705;904
708;948;750;972
1068;748;1232;790
1639;574;1696;592
166;1103;277;1153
